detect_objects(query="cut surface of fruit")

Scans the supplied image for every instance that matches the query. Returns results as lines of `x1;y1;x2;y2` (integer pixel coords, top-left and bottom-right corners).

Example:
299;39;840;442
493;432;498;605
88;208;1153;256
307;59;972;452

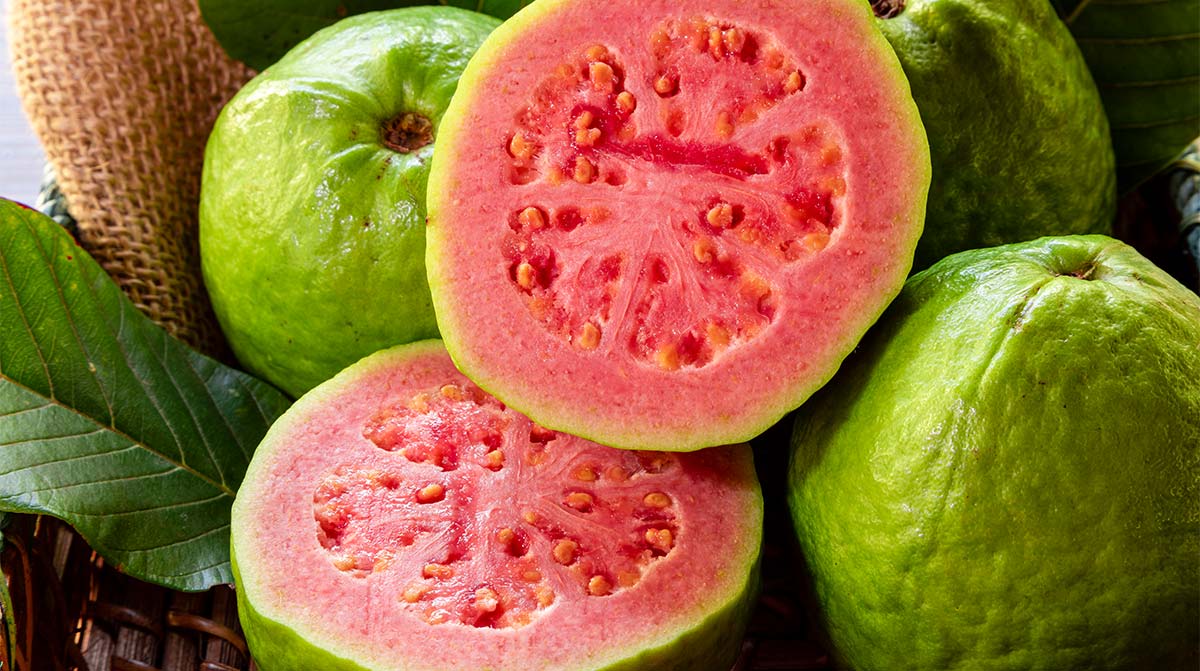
427;0;930;451
232;341;762;671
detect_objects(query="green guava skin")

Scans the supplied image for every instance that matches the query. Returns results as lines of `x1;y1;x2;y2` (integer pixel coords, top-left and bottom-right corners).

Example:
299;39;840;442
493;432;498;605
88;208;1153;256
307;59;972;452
788;236;1200;670
200;8;499;397
878;0;1117;270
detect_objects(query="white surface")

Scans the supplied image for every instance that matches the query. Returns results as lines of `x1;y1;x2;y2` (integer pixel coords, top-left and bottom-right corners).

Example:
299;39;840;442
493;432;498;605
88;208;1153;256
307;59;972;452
0;0;48;207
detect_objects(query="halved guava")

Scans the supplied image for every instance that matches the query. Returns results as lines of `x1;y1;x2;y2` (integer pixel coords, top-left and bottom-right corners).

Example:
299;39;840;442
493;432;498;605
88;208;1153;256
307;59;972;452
426;0;931;452
231;340;762;671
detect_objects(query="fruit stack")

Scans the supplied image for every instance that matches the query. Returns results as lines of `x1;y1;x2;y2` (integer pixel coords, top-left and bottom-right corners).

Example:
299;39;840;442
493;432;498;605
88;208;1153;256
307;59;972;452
2;0;1197;670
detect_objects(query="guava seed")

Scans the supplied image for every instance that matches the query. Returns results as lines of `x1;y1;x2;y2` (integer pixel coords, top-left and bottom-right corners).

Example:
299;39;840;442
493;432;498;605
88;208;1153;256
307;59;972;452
588;575;613;596
484;449;505;470
616;91;637;114
529;425;557;443
693;238;716;264
578;322;602;350
423;563;454;579
723;28;745;54
516;263;537;290
518;207;546;230
644;492;672;508
715;112;734;139
706;203;735;228
402;583;429;603
474;588;501;613
645;528;675;553
416;483;445;503
574;156;596;183
553;539;579;565
654;74;678;97
576;127;602;147
564;491;595;512
783;70;805;94
589;61;616;92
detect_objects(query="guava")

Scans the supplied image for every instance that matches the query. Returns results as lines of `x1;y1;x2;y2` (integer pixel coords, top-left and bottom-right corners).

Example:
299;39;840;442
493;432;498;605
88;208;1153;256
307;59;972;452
200;7;499;398
873;0;1117;269
231;340;763;671
426;0;931;452
1051;0;1200;192
788;235;1200;670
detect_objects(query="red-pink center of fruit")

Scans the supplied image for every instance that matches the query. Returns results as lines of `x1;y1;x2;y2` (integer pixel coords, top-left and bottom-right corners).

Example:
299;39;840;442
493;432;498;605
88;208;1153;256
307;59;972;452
312;382;682;629
500;17;846;371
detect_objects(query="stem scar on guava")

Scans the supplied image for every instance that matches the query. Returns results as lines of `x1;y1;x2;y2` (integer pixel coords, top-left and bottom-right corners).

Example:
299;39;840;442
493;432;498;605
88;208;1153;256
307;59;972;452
382;112;434;153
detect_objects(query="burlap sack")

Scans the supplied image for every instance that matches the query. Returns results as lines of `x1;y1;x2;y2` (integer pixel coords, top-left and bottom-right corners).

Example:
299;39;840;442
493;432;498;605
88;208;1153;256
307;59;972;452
9;0;254;357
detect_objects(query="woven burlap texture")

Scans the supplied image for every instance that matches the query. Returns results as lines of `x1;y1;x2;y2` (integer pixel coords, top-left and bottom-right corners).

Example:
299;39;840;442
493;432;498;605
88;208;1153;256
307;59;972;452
8;0;253;357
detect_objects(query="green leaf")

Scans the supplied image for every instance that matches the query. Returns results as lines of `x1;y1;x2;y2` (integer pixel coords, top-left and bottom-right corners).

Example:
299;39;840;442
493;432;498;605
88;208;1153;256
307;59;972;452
200;0;530;71
1054;0;1200;192
0;200;291;592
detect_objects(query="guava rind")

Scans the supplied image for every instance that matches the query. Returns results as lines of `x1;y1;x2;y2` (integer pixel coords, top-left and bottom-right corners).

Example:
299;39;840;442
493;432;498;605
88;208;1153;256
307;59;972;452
232;340;764;671
426;0;931;452
879;0;1117;269
788;235;1200;670
200;8;499;398
234;544;760;671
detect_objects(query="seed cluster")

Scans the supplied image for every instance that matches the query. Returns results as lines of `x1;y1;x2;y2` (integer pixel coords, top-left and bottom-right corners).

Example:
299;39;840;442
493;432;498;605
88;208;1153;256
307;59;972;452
314;386;685;629
495;19;847;375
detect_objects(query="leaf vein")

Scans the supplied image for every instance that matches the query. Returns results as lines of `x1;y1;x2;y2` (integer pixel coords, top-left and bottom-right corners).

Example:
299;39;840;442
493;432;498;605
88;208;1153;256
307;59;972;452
0;214;55;399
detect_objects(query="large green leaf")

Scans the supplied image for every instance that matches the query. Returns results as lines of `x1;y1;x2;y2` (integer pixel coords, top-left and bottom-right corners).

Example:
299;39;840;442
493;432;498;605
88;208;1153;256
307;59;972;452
1053;0;1200;192
0;200;290;592
200;0;529;71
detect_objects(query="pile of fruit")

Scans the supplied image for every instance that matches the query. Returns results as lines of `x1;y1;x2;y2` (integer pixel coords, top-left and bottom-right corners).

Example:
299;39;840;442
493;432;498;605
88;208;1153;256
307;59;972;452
1;0;1197;669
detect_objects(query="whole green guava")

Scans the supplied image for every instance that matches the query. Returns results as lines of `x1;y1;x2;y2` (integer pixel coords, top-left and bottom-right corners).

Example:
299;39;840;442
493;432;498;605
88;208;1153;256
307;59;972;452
788;235;1200;670
875;0;1117;269
200;7;499;397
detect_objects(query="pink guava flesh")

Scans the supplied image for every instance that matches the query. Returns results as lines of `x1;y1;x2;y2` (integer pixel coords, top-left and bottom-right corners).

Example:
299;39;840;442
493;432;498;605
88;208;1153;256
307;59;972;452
427;0;930;451
232;341;762;670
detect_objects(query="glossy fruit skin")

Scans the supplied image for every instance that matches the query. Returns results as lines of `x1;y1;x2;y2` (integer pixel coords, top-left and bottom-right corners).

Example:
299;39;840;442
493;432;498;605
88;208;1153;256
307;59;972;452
788;235;1200;670
879;0;1117;269
200;7;499;397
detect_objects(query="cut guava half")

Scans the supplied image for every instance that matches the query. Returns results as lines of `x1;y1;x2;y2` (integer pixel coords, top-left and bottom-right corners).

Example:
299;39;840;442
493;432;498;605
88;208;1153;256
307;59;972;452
231;340;762;671
426;0;930;451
